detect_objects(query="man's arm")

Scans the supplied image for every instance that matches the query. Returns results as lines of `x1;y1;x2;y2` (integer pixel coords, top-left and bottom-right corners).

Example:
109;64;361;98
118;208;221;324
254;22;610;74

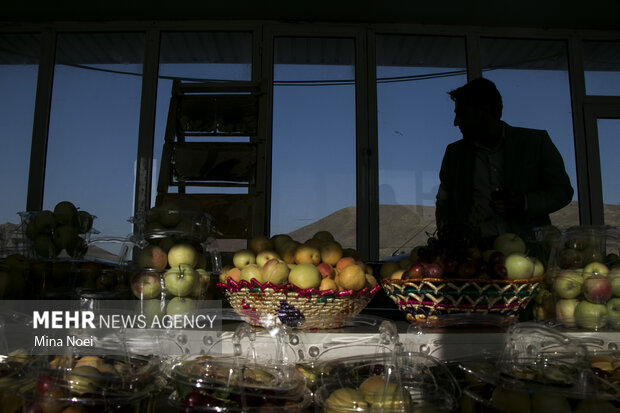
524;131;574;219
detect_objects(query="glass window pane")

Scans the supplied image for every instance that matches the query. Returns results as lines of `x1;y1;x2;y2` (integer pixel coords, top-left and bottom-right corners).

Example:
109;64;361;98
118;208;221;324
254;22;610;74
271;37;356;248
481;37;578;230
45;32;144;246
155;32;254;253
598;118;620;226
155;32;254;200
0;34;39;241
376;34;467;258
584;41;620;96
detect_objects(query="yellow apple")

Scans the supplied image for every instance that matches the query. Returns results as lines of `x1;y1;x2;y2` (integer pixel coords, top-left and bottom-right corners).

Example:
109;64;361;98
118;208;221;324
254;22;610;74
320;241;343;266
256;250;281;268
240;263;263;283
294;244;321;265
262;258;289;285
232;249;256;269
337;264;366;291
319;277;338;291
288;263;321;289
249;235;274;254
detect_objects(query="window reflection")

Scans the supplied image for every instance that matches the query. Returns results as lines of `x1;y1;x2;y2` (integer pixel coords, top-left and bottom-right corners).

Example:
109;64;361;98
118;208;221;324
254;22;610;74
481;37;578;229
271;37;356;248
376;34;467;258
45;32;144;244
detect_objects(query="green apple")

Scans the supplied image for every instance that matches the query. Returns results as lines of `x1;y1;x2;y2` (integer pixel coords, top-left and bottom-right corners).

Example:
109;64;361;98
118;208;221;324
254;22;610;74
240;263;263;283
493;233;526;256
53;224;79;251
233;249;256;269
33;233;58;258
136;244;168;270
531;258;545;278
262;258;290;285
166;296;195;316
574;300;608;330
609;267;620;297
53;201;78;226
167;243;198;268
131;270;162;300
606;298;620;329
136;298;166;325
582;261;609;278
289;263;321;289
164;265;197;297
504;253;534;280
555;298;580;327
33;210;56;234
553;269;583;299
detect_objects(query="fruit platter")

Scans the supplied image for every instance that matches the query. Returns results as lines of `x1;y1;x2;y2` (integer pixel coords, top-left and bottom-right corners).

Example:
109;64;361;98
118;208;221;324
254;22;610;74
217;231;381;329
380;225;545;323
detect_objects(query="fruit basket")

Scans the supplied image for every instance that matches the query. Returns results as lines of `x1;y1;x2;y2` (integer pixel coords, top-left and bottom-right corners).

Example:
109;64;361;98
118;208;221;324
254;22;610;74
217;278;381;329
381;276;543;323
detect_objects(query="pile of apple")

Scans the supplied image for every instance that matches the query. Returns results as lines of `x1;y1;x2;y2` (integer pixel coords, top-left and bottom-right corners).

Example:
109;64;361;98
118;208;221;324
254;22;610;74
22;201;95;259
551;232;620;330
220;231;376;293
381;228;544;282
138;199;212;247
131;241;211;304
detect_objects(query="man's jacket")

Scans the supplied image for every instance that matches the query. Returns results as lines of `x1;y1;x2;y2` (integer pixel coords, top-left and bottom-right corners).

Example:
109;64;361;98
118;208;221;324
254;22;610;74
435;122;574;237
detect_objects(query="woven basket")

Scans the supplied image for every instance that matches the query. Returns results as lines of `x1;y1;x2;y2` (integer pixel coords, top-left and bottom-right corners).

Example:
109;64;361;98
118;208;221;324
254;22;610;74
381;277;543;323
217;279;381;329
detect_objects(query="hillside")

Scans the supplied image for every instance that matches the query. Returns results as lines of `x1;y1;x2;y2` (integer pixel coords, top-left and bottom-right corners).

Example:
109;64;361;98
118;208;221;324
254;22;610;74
290;201;610;259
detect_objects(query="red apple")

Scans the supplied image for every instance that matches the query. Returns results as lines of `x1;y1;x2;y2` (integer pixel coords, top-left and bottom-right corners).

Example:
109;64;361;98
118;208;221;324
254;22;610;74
406;263;425;279
131;270;162;300
457;261;476;278
424;263;443;278
582;274;612;304
491;263;508;279
316;262;334;278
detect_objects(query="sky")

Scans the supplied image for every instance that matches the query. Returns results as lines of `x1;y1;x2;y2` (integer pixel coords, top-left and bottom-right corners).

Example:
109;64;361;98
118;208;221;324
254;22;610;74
1;52;619;251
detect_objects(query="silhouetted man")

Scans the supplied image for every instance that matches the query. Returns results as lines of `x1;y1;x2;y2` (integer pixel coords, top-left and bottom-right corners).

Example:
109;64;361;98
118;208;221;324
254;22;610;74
435;78;573;242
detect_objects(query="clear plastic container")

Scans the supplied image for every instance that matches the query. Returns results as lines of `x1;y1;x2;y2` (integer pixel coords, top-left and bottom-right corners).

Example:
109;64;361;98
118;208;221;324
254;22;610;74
546;225;620;330
309;321;460;413
458;322;620;412
164;322;310;412
22;352;160;413
17;209;99;260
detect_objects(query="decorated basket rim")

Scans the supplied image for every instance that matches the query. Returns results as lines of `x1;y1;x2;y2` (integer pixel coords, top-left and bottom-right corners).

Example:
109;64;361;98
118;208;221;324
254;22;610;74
217;277;382;299
381;276;545;286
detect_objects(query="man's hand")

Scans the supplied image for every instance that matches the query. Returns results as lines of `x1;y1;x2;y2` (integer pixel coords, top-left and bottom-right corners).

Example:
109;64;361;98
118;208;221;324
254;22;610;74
491;189;525;218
